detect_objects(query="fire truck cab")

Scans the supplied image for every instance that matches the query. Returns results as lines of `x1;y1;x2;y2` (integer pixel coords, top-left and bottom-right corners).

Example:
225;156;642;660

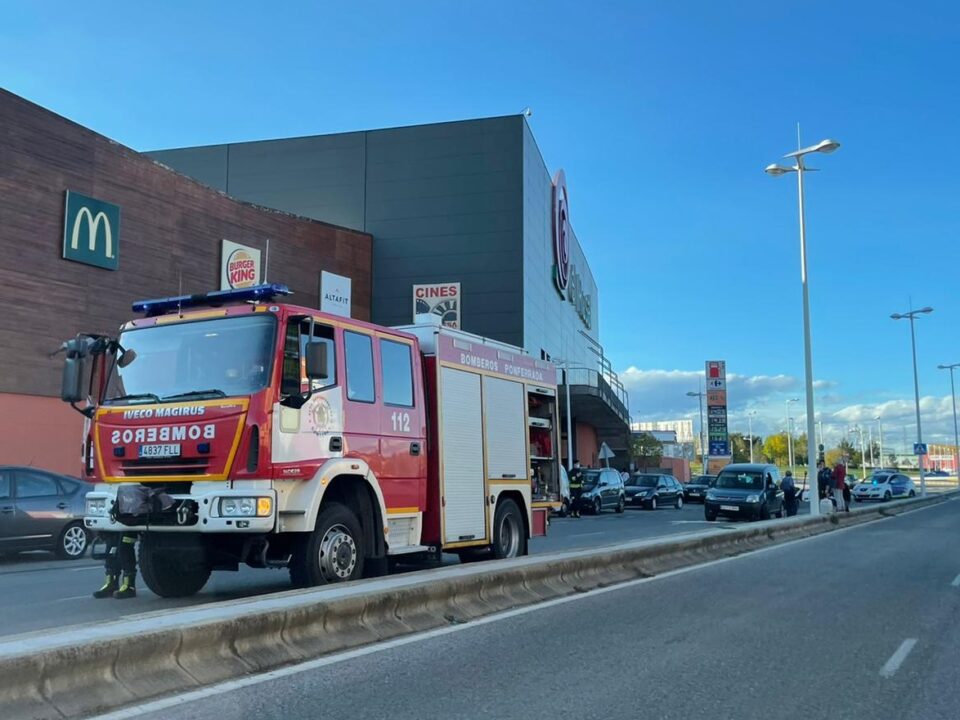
63;284;561;597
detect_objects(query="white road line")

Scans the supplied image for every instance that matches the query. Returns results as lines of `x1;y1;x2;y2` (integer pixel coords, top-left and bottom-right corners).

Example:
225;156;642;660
880;639;918;678
53;595;90;603
86;513;908;720
950;573;960;587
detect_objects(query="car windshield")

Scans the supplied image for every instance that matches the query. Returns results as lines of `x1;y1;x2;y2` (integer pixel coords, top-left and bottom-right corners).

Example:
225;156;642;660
692;476;713;484
626;474;658;487
105;315;277;404
715;471;763;490
580;471;603;487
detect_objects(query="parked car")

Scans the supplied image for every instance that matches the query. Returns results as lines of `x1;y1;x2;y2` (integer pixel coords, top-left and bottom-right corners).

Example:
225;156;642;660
852;472;915;502
0;467;91;559
704;463;784;522
926;469;950;477
624;473;684;510
683;474;716;502
576;468;625;514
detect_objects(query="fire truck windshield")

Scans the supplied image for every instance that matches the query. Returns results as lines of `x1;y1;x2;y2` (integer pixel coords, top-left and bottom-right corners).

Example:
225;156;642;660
104;315;277;404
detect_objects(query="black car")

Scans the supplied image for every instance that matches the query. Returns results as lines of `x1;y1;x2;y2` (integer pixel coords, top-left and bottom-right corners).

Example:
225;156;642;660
704;463;784;522
575;468;625;514
624;473;684;510
0;467;91;559
683;474;716;502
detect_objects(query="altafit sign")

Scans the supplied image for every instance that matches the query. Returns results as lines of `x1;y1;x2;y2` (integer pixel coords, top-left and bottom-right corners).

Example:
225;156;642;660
220;240;262;290
62;190;120;271
320;270;352;318
551;170;592;329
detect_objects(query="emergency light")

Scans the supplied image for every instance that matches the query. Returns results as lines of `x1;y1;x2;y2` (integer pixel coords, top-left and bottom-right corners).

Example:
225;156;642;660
132;283;292;317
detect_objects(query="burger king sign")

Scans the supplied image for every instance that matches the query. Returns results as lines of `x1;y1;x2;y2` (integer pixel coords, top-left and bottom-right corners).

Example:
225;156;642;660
220;239;262;290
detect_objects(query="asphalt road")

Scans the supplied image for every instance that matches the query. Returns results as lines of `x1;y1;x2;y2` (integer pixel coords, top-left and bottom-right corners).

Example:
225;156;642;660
119;496;960;720
0;498;765;638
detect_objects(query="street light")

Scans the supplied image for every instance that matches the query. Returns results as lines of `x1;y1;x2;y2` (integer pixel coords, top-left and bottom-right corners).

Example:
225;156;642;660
875;415;884;469
687;389;706;473
766;136;840;515
849;426;866;479
937;363;960;479
747;410;758;463
891;306;933;496
785;397;799;473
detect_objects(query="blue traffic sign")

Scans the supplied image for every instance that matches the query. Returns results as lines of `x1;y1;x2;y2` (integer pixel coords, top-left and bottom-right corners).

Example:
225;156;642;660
913;443;928;456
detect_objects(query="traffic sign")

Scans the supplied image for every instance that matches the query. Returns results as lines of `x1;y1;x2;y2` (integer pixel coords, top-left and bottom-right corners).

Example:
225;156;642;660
598;442;615;460
913;443;928;456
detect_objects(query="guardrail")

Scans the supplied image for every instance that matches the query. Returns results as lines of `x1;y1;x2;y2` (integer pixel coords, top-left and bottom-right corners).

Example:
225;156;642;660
1;491;954;720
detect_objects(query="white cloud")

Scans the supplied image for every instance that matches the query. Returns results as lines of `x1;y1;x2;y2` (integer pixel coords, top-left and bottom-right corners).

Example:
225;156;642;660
830;396;958;445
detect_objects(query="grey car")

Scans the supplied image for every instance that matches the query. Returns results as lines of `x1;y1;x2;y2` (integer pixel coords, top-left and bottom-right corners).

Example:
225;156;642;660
575;468;626;514
0;467;91;559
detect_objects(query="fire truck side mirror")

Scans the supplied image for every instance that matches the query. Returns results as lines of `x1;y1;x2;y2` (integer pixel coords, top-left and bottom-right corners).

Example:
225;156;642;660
305;342;329;380
60;338;91;403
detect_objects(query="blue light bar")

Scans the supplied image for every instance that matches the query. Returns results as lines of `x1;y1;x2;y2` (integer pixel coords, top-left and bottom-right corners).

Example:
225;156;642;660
132;283;292;317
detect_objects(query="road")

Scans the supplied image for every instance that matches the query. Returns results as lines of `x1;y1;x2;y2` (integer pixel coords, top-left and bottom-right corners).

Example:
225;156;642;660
113;496;960;720
1;499;769;638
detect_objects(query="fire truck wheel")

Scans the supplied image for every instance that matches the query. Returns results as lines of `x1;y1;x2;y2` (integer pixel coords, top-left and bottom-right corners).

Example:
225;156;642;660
290;502;365;587
139;540;212;598
492;498;527;559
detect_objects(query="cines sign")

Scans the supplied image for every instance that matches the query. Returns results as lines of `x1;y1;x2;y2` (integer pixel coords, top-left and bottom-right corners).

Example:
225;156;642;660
62;191;121;271
551;171;592;330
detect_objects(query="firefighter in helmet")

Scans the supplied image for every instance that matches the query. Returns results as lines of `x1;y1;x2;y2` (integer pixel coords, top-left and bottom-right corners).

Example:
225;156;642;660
568;460;584;518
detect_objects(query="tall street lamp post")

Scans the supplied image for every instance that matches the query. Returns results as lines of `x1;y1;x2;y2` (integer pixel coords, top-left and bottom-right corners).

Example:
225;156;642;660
891;307;933;496
937;363;960;479
766;136;840;515
875;416;884;469
747;410;758;464
785;397;799;473
687;389;706;474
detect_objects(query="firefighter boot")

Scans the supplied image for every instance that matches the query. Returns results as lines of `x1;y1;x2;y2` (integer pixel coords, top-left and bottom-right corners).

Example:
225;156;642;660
113;573;137;599
93;574;118;599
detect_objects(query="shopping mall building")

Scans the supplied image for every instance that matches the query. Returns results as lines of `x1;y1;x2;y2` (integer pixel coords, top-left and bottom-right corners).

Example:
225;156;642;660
0;89;630;474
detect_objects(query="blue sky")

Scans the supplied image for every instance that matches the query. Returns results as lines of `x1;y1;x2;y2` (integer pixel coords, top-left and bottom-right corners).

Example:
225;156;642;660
3;1;959;447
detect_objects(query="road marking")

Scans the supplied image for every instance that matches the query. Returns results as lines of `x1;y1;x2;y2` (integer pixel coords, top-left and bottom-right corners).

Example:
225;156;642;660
880;639;917;677
53;594;90;603
87;507;920;720
950;573;960;587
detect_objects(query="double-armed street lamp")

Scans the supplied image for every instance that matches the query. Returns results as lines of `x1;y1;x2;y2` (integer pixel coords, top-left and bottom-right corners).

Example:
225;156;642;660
891;307;933;496
766;137;840;514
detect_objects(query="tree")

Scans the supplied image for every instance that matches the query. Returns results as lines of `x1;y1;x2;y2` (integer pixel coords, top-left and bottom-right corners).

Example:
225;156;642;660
887;453;899;468
763;433;789;466
730;432;751;463
630;432;663;464
793;434;808;466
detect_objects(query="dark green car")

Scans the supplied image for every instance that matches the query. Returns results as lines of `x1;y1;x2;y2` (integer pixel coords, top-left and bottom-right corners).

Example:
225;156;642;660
704;463;784;522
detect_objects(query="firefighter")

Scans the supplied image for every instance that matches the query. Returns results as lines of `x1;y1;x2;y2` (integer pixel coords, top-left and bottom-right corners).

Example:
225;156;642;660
568;460;584;518
92;531;138;599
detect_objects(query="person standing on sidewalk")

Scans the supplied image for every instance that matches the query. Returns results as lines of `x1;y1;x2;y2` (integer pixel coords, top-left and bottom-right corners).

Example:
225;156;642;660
568;460;584;518
782;470;799;517
833;461;847;512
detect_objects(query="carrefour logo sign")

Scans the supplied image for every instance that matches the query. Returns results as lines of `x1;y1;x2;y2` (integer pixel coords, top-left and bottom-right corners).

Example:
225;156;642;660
62;191;121;271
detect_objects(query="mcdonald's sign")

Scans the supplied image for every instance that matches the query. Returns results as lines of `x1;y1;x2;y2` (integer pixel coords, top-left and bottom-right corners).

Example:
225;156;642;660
62;191;121;270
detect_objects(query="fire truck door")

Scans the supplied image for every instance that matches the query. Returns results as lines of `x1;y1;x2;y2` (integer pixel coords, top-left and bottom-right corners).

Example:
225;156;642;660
440;367;486;544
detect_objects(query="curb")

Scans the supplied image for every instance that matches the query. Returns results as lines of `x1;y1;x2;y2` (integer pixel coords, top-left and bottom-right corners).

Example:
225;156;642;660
1;491;953;719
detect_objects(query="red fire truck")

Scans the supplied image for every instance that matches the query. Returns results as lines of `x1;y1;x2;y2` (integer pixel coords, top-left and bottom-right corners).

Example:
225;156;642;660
61;284;562;597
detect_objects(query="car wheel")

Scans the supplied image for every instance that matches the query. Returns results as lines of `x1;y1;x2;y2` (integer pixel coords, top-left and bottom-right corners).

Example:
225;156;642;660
883;491;891;502
775;507;783;519
705;509;717;522
908;490;916;498
290;501;365;587
594;497;603;515
675;495;683;510
55;521;89;560
648;496;658;511
615;495;625;513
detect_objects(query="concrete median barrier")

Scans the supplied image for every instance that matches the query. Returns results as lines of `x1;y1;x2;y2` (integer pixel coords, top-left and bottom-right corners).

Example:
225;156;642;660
0;491;954;720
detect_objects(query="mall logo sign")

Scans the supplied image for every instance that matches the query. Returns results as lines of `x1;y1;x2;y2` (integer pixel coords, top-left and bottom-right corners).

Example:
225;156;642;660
551;170;591;329
62;191;120;270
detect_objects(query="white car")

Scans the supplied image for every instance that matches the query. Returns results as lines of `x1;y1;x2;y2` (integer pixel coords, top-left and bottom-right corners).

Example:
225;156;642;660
852;472;916;502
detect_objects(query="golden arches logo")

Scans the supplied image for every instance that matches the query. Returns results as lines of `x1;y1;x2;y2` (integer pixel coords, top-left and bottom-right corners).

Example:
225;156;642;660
71;206;114;259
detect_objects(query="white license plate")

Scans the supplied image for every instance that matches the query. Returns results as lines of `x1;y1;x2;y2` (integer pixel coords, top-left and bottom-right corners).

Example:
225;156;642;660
138;444;182;458
688;491;700;496
720;504;739;512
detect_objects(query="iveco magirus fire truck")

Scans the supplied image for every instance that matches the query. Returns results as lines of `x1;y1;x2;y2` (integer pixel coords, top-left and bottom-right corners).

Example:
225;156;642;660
60;284;562;597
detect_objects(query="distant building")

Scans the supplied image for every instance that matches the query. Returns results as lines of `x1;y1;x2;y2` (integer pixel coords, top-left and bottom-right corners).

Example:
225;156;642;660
632;420;695;459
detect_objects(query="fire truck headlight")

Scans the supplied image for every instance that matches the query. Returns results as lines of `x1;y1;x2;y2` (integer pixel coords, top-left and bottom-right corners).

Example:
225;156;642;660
219;497;265;517
256;497;272;517
86;498;107;517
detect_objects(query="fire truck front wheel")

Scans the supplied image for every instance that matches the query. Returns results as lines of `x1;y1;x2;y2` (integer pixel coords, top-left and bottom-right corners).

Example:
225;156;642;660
139;538;212;598
290;502;365;587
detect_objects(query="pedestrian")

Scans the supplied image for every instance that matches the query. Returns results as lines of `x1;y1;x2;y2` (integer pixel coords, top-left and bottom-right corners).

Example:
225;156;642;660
782;470;799;517
817;461;833;501
568;460;584;518
92;531;138;599
833;462;848;512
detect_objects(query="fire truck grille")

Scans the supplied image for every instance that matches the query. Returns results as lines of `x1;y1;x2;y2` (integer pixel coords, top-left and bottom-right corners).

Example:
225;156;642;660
119;458;211;477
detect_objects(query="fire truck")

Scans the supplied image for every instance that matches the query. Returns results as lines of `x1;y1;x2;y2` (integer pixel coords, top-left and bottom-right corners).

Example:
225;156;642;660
61;284;562;597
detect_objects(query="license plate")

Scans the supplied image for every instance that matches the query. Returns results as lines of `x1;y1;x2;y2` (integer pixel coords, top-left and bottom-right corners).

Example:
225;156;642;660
720;504;739;512
689;491;700;496
138;444;181;459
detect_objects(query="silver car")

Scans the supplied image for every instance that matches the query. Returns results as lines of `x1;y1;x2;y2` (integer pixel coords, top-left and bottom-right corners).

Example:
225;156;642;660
0;467;91;559
852;472;916;502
